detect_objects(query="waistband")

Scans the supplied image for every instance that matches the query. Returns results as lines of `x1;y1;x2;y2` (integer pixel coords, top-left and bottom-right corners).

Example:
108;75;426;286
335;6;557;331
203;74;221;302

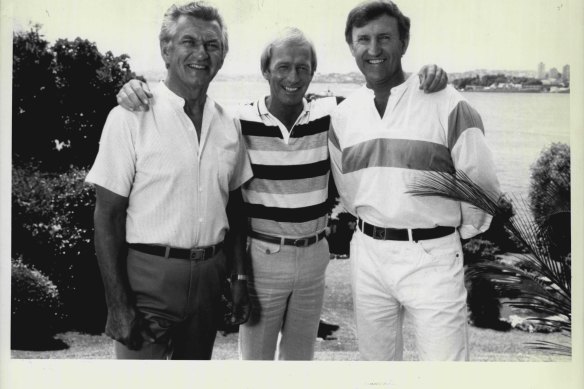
128;242;223;261
358;219;455;242
250;230;327;247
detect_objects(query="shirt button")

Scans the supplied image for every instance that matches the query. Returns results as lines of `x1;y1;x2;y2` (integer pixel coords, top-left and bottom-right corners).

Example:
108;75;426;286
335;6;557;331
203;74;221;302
198;187;203;192
198;218;203;223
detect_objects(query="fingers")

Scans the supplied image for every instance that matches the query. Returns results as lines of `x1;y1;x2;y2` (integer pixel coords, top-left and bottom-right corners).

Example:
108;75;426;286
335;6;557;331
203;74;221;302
418;64;437;92
419;64;449;93
230;300;251;325
116;80;152;111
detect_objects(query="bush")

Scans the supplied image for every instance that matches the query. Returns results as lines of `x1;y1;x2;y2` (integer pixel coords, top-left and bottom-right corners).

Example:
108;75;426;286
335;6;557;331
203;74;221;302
529;143;570;223
13;25;141;172
11;258;65;349
12;165;106;333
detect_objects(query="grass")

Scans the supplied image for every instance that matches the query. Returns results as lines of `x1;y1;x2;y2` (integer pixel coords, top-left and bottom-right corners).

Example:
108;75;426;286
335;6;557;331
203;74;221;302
11;259;571;361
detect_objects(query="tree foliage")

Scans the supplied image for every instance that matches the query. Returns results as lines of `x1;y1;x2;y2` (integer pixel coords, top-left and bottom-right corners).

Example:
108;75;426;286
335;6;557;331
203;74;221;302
13;25;141;171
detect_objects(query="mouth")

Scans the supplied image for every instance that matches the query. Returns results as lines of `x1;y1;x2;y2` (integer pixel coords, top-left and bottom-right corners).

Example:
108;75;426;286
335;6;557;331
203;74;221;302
283;86;301;93
187;64;208;70
366;59;386;65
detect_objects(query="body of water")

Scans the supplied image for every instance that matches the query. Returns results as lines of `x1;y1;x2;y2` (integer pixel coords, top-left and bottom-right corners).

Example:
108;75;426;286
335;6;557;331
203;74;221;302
206;80;570;198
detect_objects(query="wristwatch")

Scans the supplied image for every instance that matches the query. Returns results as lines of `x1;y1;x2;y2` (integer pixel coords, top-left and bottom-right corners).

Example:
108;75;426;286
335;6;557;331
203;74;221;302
231;274;248;282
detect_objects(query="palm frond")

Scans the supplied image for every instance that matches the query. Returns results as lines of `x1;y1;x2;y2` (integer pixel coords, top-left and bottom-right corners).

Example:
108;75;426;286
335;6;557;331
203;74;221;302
407;170;571;354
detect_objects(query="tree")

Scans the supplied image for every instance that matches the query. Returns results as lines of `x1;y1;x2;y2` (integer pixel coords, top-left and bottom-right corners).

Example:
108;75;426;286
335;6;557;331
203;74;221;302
13;26;142;171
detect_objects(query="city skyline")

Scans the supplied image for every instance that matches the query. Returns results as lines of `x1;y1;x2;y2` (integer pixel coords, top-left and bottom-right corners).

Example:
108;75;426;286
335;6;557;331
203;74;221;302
12;0;572;76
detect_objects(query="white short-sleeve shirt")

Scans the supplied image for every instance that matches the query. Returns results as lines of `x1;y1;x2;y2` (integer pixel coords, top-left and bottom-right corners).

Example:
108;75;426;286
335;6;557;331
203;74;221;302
86;82;252;247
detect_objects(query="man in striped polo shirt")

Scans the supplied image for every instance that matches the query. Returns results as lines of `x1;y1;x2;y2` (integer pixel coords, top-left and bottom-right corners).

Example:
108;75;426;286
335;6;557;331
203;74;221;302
116;29;447;360
329;0;500;360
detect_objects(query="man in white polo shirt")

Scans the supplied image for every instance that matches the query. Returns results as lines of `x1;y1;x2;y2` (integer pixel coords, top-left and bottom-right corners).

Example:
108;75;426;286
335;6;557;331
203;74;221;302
86;2;252;359
329;0;500;360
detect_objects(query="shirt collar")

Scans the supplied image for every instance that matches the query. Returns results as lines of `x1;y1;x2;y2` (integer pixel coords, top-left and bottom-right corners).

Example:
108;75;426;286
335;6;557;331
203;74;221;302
361;73;417;97
156;81;216;120
257;95;309;119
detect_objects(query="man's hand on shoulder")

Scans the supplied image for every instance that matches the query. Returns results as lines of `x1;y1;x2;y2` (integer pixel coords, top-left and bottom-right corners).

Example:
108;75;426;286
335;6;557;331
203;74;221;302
117;79;153;112
418;64;448;93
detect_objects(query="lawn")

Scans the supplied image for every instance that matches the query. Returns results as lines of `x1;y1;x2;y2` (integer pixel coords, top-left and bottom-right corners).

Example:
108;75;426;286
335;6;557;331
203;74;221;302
11;259;571;361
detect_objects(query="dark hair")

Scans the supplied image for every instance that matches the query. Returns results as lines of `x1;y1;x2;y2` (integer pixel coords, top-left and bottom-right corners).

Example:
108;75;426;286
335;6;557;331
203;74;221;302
344;0;410;44
160;1;229;58
260;27;317;75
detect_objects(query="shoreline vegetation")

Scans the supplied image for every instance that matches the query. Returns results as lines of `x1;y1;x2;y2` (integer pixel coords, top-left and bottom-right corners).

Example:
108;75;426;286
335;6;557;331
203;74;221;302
144;70;570;93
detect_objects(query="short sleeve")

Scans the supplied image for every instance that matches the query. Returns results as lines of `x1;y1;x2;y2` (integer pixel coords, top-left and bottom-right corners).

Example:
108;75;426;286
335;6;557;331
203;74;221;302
85;107;137;197
228;118;253;191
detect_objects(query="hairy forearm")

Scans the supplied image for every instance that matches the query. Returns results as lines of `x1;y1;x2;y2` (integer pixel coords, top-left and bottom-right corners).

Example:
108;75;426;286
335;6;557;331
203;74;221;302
94;205;132;309
225;188;248;276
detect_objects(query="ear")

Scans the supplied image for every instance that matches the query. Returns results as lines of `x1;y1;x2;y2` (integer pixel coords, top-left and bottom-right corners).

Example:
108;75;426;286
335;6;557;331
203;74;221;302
401;37;409;56
262;70;270;81
160;41;172;66
348;41;357;58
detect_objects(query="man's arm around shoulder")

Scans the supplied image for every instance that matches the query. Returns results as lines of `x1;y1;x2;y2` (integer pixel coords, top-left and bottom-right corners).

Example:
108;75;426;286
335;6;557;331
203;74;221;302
94;185;154;349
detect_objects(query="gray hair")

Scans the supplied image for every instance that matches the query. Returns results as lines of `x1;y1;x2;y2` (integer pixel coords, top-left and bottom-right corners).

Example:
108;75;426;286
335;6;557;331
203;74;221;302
159;1;229;58
260;27;317;75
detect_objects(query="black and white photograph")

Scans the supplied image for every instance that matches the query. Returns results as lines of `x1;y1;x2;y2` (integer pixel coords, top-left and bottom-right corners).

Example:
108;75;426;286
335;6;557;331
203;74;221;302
1;0;582;388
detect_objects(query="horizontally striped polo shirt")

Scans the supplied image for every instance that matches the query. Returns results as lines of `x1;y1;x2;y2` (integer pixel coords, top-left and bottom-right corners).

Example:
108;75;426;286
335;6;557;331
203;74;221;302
329;75;500;239
238;96;337;238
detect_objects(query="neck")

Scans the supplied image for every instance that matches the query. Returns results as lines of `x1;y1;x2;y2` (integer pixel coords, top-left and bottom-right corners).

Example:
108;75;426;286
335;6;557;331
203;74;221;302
366;69;406;100
265;96;304;130
164;77;208;110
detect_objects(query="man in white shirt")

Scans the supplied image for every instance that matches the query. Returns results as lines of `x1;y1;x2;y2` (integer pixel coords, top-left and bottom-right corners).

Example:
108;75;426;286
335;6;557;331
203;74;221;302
86;2;252;359
329;0;500;360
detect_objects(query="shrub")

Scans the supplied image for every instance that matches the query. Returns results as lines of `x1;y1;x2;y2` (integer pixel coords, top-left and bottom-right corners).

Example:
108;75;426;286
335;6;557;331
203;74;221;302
529;143;570;223
11;258;64;349
12;165;106;333
13;25;141;172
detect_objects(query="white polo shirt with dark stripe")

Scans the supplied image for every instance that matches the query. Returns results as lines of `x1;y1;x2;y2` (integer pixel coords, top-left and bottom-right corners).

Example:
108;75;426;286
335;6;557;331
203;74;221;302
329;75;500;239
239;96;337;238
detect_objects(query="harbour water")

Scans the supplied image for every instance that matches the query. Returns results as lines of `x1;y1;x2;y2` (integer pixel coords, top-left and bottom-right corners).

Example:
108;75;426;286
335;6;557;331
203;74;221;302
205;80;571;198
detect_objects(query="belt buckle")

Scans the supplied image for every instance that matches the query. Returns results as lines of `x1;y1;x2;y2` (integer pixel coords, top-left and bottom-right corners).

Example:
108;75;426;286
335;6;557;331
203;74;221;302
294;238;309;247
189;248;205;261
373;227;386;240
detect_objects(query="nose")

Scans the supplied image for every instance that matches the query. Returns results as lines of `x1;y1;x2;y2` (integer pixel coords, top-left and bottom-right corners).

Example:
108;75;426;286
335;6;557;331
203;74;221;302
192;43;209;59
286;68;300;83
367;40;381;56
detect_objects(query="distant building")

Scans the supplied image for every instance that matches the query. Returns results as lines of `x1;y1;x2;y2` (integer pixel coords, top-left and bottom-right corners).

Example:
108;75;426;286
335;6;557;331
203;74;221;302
549;67;560;80
537;62;545;79
562;64;570;82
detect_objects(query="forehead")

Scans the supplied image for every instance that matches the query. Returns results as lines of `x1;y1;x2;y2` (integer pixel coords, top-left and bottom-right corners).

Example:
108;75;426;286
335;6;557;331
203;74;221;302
270;42;313;66
352;14;399;37
174;15;222;39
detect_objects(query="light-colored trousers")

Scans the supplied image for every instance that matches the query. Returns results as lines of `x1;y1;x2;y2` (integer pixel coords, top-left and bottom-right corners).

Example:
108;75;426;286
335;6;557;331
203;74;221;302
239;237;330;360
350;229;469;361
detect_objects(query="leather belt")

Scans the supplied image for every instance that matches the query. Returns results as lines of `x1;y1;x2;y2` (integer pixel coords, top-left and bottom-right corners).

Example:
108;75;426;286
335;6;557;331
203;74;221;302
358;219;455;242
129;242;223;261
250;230;327;247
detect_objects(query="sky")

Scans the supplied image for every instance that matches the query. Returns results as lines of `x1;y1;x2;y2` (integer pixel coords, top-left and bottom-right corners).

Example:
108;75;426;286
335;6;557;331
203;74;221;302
11;0;572;76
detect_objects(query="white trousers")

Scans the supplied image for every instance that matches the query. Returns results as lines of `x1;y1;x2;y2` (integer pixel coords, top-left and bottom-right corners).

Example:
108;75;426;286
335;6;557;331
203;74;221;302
350;229;469;361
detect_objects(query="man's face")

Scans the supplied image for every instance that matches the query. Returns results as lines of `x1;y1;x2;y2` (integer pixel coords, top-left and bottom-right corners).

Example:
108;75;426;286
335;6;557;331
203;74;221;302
349;14;408;87
263;42;313;108
162;15;225;95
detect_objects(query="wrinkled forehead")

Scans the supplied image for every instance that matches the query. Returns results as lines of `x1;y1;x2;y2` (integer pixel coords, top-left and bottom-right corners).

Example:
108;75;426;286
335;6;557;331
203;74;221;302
271;41;313;63
352;14;399;36
174;15;223;40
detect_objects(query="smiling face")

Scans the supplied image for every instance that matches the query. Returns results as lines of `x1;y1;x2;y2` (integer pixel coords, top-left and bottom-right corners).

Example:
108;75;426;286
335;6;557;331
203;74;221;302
162;15;225;99
263;41;314;111
349;14;408;92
